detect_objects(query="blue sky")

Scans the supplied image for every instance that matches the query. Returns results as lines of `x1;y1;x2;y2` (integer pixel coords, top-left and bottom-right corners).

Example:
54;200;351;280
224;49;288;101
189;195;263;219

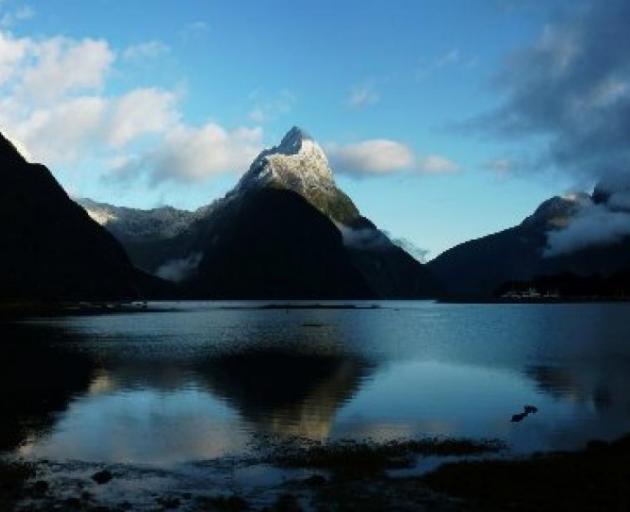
0;0;582;258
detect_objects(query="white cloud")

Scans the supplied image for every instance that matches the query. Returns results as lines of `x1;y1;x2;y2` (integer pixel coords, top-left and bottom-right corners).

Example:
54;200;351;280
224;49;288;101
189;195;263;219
328;140;414;174
0;31;29;84
8;95;107;164
106;88;179;147
348;83;379;108
19;36;114;104
0;25;461;192
471;0;630;184
0;28;261;184
418;154;460;173
156;252;202;282
1;85;180;166
545;203;630;257
122;40;170;61
327;139;459;176
117;123;264;184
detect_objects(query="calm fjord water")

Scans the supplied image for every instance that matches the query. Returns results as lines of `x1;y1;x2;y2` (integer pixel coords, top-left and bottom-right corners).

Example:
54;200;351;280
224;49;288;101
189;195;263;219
3;301;630;466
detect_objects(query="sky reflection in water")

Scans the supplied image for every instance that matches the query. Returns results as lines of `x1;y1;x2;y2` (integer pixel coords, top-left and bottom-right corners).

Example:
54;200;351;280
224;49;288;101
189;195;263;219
3;301;630;466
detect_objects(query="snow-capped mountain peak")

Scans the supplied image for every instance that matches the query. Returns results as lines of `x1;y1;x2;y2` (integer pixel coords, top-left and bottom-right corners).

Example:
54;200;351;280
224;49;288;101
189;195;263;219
275;126;313;155
235;126;358;223
237;126;334;190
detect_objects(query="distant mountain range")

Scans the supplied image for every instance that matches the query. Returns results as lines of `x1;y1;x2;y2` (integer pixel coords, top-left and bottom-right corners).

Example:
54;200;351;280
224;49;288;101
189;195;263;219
77;197;209;280
78;127;440;299
4;123;630;303
0;126;440;301
428;191;630;298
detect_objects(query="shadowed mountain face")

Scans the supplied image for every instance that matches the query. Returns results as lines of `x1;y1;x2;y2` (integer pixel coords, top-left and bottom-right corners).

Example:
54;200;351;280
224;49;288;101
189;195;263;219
79;127;440;299
77;197;207;279
428;193;630;298
234;128;430;297
188;187;372;299
0;133;167;301
345;216;441;298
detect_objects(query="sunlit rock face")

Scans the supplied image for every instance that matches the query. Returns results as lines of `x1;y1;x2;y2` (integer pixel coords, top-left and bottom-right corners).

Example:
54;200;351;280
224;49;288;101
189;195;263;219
78;198;198;237
236;126;359;224
83;204;118;226
238;127;335;192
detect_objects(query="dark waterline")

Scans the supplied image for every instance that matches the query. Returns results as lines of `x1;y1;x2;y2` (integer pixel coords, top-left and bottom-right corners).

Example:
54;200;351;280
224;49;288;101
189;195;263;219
2;300;630;467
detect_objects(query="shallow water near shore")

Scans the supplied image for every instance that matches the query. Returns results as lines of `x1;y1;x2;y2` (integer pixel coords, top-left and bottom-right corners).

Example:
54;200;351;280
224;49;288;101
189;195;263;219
3;300;630;468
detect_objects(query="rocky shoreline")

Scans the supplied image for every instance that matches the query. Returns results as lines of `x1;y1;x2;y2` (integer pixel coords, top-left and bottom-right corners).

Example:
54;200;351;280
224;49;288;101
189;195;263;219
2;434;628;511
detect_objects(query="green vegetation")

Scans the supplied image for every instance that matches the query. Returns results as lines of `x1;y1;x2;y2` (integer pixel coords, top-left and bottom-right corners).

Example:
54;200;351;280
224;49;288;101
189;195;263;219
309;187;359;225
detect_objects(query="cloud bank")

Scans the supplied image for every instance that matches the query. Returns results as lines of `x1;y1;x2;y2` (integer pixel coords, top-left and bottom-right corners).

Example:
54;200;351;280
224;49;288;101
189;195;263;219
156;252;202;282
339;225;428;263
0;27;458;190
327;140;459;177
475;0;630;255
115;124;263;184
545;201;630;257
0;30;263;185
475;0;630;183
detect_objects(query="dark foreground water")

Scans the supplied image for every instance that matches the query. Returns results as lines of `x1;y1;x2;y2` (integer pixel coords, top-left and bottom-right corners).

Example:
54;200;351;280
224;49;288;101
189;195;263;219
3;301;630;467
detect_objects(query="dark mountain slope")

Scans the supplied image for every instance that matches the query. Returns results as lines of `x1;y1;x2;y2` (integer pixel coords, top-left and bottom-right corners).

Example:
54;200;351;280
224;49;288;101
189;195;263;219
346;216;441;298
187;188;372;299
76;198;207;276
0;133;166;301
428;224;547;298
428;193;630;298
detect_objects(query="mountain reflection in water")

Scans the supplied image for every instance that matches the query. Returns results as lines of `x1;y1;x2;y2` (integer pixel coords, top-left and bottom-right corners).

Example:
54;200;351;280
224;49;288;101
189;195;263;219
200;349;372;439
2;301;630;465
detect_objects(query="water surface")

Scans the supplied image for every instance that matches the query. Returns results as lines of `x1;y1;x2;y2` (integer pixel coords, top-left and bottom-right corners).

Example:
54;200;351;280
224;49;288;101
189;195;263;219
3;301;630;467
